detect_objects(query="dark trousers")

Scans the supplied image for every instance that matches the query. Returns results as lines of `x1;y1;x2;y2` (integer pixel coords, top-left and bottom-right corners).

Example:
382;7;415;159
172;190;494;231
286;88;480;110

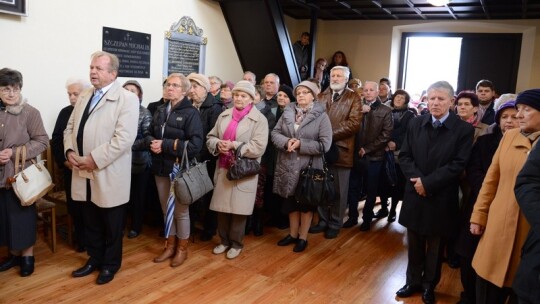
64;169;86;248
460;255;477;303
476;275;517;304
346;167;363;219
217;212;247;249
406;229;445;289
361;160;383;223
317;166;350;230
128;167;150;233
83;201;126;272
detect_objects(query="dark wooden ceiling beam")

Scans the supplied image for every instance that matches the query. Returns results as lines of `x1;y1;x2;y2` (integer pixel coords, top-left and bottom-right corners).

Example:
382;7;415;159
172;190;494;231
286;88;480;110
479;0;491;19
404;0;427;20
444;4;457;20
371;1;398;20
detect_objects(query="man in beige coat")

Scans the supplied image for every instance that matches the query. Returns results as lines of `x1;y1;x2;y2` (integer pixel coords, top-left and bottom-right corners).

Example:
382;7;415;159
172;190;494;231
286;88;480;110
64;51;139;285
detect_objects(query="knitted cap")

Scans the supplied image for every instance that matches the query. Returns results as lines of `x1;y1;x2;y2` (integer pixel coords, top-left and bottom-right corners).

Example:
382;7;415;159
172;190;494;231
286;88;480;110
495;100;516;124
515;89;540;112
187;73;210;92
295;80;320;97
279;84;296;103
232;80;256;100
123;80;143;101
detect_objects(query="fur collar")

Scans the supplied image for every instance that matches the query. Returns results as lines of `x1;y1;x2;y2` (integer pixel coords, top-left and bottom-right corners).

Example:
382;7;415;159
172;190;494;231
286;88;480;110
0;94;26;115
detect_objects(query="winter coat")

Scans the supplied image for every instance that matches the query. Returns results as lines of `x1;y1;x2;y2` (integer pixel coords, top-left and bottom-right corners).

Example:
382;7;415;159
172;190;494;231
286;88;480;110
357;99;393;161
207;105;268;215
272;102;332;198
318;87;362;168
398;112;474;237
471;128;533;287
64;81;139;207
513;142;540;303
0;97;49;188
147;97;204;177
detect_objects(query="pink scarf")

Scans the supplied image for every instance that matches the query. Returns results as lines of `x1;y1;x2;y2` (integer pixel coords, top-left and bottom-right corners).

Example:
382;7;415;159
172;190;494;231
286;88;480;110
218;104;253;168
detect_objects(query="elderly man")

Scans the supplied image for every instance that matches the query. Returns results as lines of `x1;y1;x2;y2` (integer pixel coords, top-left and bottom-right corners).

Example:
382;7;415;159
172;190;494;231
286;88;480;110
309;65;362;239
396;81;474;304
187;73;224;241
344;81;393;231
263;73;280;114
243;71;256;86
65;51;139;284
208;76;222;99
51;78;91;252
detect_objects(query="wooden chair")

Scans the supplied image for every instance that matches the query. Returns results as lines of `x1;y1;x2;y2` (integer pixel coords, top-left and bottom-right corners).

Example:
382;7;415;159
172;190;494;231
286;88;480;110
36;198;57;252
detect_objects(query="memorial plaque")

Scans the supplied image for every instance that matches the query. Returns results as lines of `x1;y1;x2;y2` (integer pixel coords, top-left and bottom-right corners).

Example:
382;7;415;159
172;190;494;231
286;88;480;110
102;27;151;78
164;16;207;78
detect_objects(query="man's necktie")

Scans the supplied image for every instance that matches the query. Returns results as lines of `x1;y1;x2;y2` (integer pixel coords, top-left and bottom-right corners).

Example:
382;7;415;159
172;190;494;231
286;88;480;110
332;92;339;102
88;89;103;112
433;120;442;128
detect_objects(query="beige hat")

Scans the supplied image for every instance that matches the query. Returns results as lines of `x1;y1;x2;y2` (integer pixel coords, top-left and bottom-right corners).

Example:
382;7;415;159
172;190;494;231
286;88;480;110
187;73;210;92
232;80;256;100
295;80;320;97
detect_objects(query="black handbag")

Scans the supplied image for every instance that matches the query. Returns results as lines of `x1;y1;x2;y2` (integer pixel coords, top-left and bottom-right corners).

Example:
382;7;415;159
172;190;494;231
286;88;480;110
384;150;398;186
226;142;261;180
294;142;338;207
173;141;214;205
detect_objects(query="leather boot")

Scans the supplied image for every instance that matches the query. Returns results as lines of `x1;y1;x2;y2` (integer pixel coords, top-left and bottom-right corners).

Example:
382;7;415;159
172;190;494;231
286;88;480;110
153;236;176;263
0;255;20;272
170;238;188;267
20;256;35;277
252;207;263;236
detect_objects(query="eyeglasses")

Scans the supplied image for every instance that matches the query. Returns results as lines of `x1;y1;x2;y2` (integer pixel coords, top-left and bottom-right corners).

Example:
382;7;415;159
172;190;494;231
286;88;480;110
165;83;181;89
296;90;311;96
0;87;21;95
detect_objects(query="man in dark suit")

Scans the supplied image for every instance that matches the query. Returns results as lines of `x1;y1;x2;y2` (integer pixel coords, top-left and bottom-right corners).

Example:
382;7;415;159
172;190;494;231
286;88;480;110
396;81;474;304
65;51;139;285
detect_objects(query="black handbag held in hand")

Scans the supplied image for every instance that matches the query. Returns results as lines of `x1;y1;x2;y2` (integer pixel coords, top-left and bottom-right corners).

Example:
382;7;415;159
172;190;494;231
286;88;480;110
226;142;261;181
294;142;338;207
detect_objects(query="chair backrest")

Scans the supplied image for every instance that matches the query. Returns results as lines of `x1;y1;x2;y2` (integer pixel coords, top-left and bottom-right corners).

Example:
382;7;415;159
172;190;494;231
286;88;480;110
40;140;65;193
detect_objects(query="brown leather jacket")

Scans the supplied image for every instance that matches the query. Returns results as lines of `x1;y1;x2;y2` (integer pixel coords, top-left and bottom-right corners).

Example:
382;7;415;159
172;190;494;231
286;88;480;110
358;99;393;161
318;88;362;168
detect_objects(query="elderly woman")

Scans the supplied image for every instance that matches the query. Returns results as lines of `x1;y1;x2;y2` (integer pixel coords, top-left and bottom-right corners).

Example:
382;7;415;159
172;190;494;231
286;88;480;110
123;80;152;239
272;80;332;252
377;89;416;222
455;91;489;142
0;68;49;277
470;89;540;304
147;73;203;267
207;81;268;259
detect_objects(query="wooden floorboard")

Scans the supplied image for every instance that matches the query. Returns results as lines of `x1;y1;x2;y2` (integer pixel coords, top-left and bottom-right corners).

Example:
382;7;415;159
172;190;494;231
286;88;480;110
0;206;461;304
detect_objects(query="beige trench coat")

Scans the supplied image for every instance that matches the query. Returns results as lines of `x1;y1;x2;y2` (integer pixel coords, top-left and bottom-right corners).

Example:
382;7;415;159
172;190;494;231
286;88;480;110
471;128;532;287
64;81;139;208
207;106;268;215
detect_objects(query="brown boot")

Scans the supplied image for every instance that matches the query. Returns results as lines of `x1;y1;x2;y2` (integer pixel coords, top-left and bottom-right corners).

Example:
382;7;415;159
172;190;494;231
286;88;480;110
170;238;188;267
153;236;176;263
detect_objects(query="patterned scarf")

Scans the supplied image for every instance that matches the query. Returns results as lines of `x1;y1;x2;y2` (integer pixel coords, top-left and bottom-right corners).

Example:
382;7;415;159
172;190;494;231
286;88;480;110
219;103;253;168
295;103;313;125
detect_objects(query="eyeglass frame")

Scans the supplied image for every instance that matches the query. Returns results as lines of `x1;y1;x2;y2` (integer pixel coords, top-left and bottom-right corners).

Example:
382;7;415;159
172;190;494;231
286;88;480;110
0;86;21;95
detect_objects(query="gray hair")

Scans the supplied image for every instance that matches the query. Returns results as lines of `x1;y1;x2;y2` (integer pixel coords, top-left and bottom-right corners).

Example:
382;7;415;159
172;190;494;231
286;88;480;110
91;51;120;73
330;66;350;80
208;76;222;86
364;81;379;92
264;73;280;84
427;81;455;98
65;77;90;89
167;73;191;92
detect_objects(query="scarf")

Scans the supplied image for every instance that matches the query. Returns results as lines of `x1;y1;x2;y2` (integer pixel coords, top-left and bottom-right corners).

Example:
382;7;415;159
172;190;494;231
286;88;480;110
218;103;253;169
295;103;313;125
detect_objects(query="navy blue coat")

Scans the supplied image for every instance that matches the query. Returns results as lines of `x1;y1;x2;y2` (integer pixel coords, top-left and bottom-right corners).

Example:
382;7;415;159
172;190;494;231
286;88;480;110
398;112;474;237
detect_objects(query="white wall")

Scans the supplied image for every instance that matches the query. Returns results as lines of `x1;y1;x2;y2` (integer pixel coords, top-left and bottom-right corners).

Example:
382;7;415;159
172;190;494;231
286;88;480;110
0;0;243;135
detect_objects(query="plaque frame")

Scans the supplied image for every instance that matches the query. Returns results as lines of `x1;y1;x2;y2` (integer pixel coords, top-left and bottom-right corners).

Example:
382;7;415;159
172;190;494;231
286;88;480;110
0;0;28;16
163;16;207;78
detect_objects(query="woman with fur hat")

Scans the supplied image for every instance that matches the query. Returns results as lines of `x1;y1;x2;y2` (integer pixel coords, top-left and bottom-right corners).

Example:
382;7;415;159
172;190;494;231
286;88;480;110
272;80;332;252
206;80;268;259
470;89;540;304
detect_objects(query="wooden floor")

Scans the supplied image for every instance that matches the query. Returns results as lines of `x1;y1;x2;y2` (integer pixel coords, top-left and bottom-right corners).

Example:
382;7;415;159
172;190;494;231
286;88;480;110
0;205;462;304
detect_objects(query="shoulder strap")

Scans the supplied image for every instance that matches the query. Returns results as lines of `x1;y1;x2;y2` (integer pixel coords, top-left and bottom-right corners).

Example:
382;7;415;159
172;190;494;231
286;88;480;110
14;146;21;175
236;142;246;158
179;140;190;170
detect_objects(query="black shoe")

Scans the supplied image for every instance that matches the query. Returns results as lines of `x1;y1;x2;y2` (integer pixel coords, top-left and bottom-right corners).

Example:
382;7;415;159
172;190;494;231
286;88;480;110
0;255;20;272
72;262;98;278
388;210;396;222
127;230;139;239
308;224;326;234
324;228;339;239
277;234;298;246
19;256;34;277
396;284;422;297
293;239;308;252
359;221;371;231
374;209;389;219
252;220;263;237
200;231;215;242
342;218;358;228
96;269;116;285
422;288;435;304
448;256;460;269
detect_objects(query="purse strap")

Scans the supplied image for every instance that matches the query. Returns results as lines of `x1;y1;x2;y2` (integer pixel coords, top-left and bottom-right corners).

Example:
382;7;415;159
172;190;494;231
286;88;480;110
179;140;190;171
319;141;329;172
14;145;28;175
235;142;246;159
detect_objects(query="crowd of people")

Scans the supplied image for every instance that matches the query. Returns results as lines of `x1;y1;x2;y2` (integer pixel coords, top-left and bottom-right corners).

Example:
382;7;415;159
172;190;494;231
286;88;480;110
1;49;540;304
